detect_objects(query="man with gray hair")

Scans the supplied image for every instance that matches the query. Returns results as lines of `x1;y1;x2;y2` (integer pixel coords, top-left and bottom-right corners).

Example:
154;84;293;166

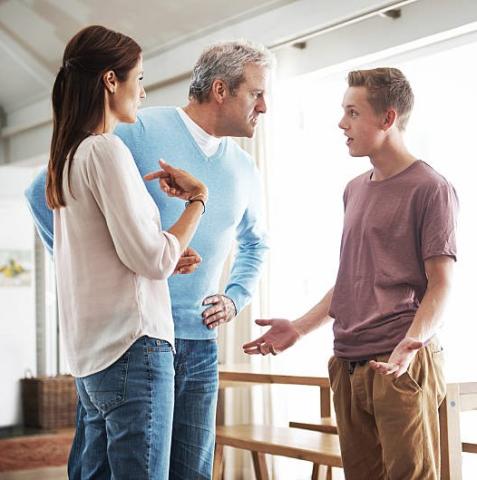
25;40;272;479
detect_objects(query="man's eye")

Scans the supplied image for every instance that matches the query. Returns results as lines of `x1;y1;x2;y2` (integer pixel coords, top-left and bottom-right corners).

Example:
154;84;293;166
350;110;358;117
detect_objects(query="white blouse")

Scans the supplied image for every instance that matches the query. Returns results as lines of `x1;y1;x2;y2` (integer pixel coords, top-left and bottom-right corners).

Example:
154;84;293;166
53;133;180;377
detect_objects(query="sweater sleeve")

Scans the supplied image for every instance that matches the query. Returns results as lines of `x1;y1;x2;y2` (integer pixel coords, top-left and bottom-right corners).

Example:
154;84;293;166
224;165;269;313
85;135;181;280
24;168;54;255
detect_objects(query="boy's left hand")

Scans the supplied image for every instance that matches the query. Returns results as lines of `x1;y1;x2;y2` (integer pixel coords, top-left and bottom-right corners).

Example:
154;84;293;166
369;336;423;378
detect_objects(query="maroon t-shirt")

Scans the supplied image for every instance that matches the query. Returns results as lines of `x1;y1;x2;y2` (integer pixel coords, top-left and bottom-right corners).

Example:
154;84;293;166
329;161;458;360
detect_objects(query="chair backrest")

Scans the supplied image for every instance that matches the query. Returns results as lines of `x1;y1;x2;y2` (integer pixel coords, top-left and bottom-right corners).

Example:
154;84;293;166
440;382;477;480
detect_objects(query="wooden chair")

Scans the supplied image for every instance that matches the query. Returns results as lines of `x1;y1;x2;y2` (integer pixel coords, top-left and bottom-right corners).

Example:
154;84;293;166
440;382;477;479
289;418;338;435
213;424;341;480
214;369;342;479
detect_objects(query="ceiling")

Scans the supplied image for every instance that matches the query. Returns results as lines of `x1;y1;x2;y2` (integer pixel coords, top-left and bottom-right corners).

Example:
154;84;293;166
0;0;295;114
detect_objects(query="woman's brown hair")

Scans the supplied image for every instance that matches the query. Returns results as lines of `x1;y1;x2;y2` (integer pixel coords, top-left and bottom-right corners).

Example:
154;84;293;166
46;25;141;209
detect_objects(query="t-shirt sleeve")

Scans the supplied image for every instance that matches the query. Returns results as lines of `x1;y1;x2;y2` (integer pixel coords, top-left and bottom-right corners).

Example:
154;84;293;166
85;135;181;280
421;182;458;261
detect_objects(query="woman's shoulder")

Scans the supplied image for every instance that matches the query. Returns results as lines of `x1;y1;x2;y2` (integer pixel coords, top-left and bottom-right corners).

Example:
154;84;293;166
77;133;131;166
81;132;128;154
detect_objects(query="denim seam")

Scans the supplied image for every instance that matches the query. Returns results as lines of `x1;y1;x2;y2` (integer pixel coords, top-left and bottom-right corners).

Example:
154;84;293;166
144;338;153;478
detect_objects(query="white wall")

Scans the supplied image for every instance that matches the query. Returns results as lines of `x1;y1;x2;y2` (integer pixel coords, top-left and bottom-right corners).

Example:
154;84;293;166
0;139;5;164
0;167;37;426
8;124;51;166
143;77;191;109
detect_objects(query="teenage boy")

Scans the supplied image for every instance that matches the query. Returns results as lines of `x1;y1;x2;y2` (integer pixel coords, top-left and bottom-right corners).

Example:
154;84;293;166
243;67;458;479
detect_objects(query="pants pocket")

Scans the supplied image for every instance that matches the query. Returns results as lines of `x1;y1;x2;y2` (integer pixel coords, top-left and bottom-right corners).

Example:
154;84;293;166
430;344;446;405
328;355;342;393
81;351;130;414
147;338;173;353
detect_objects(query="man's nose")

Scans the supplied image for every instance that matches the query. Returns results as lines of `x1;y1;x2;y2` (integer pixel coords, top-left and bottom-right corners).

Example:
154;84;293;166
256;97;267;114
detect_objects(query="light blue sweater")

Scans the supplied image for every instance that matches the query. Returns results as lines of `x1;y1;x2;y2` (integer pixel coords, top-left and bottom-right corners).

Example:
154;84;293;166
25;107;268;339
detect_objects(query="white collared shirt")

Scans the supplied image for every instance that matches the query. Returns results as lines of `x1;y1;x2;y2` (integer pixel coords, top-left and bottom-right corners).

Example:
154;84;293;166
176;107;222;157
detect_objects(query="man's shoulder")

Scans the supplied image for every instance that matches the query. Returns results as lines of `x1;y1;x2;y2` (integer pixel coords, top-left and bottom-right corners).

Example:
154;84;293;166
116;106;178;138
137;105;177;122
224;139;256;170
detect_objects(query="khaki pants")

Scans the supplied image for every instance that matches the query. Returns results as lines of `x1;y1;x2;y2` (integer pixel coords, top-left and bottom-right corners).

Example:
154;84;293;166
328;340;446;480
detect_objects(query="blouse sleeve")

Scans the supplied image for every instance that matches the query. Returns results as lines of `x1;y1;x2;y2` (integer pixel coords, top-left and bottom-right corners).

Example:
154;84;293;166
85;134;181;280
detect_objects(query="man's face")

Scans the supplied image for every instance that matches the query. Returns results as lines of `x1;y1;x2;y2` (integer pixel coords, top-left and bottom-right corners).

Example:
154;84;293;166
338;86;385;157
220;63;269;138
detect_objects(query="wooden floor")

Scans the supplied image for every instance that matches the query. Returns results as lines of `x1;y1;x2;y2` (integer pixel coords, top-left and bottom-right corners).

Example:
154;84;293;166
0;466;67;480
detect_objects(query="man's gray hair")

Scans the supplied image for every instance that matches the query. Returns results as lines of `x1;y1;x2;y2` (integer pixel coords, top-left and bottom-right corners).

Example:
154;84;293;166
189;40;273;103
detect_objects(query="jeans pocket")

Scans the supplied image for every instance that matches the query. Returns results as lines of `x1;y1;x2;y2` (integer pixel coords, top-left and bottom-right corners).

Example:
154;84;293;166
82;351;130;414
147;338;173;353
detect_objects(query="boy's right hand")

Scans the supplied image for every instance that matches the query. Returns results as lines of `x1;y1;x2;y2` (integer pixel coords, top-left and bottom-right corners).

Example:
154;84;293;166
242;319;302;356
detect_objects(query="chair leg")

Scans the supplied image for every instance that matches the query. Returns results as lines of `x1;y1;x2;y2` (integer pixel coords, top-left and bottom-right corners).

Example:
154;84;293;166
251;451;269;480
311;463;321;480
326;466;333;480
212;443;224;480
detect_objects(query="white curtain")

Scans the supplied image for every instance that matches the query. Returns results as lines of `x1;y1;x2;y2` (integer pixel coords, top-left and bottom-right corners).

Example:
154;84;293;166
217;117;276;479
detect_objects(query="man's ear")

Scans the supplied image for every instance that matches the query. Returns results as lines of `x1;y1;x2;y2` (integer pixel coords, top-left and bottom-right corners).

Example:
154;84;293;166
210;78;227;104
103;70;118;94
383;108;397;130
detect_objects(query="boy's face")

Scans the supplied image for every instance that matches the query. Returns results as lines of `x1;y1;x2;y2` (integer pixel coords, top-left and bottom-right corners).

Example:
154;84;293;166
338;86;385;157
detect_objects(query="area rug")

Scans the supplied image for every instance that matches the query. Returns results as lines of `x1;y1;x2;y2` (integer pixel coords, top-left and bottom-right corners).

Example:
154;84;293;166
0;430;74;472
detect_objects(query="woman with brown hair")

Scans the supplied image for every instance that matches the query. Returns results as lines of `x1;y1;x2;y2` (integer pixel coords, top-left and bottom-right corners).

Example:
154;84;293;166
46;25;207;478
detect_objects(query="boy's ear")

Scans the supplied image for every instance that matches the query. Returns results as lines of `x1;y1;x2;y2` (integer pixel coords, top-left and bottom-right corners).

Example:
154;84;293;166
383;108;397;130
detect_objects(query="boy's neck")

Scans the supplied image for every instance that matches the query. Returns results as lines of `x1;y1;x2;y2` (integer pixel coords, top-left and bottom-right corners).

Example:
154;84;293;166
369;136;417;181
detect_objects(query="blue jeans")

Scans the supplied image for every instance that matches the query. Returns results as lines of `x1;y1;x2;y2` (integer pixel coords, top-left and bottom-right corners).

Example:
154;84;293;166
68;338;218;480
169;338;219;480
68;336;174;479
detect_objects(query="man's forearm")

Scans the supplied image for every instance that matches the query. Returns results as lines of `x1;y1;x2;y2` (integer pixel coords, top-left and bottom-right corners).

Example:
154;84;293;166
293;287;334;336
406;277;452;343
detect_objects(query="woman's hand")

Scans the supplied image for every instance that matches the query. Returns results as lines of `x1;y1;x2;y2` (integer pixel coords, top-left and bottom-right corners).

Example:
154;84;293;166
173;247;202;275
144;159;208;202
